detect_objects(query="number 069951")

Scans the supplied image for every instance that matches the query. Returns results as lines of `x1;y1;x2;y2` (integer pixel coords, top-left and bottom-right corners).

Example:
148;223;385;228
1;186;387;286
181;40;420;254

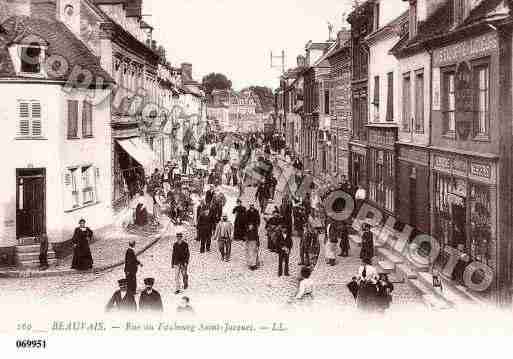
16;339;47;349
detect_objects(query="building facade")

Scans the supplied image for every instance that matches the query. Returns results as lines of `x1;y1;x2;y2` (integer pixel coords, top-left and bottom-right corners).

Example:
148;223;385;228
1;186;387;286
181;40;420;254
364;5;409;216
0;14;113;264
326;29;352;178
347;1;374;190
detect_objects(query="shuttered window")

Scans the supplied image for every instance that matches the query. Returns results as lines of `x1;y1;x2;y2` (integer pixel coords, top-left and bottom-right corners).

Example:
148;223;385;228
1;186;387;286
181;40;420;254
67;100;79;139
82;101;93;137
65;165;98;210
415;71;424;132
18;100;42;137
402;73;411;131
386;72;394;122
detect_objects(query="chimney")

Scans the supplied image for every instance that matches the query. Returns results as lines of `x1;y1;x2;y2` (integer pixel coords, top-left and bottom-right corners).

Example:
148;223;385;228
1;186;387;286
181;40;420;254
181;62;192;81
296;55;306;68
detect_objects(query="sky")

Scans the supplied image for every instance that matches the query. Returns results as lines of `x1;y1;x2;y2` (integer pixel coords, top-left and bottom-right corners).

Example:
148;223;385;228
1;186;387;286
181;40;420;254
143;0;355;91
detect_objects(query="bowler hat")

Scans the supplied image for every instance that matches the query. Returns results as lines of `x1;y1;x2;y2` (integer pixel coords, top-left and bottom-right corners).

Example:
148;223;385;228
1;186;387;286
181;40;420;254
144;278;155;286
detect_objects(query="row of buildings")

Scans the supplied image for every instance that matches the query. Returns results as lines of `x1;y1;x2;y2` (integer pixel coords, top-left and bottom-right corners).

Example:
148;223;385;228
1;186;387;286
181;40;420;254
0;0;207;266
207;88;268;133
275;0;513;305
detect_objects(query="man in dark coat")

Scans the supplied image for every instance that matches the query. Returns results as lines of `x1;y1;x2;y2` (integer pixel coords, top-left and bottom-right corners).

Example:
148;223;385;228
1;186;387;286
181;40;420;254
232;199;247;241
139;277;163;313
39;234;49;270
276;226;292;277
205;185;214;205
124;240;143;294
338;221;350;257
360;223;374;265
245;203;261;230
265;208;283;252
172;232;190;294
106;279;137;313
197;206;213;253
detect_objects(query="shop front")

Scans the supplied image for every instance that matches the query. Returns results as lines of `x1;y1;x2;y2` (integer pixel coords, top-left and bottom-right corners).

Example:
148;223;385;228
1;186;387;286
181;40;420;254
431;150;497;297
112;136;159;210
396;143;430;236
366;125;398;216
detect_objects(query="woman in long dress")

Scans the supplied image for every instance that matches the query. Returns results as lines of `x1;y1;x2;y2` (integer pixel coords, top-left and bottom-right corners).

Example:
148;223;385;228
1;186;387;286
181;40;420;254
245;224;260;270
71;219;93;270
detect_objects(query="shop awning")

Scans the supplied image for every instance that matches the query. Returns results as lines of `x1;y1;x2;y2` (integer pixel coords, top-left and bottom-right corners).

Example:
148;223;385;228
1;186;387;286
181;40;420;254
117;138;159;175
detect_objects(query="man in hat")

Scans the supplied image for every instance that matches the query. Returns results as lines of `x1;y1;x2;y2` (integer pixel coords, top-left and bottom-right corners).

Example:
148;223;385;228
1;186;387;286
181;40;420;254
213;213;234;262
139;277;164;313
106;279;137;313
246;203;261;230
124;240;143;294
232;198;247;241
172;232;190;294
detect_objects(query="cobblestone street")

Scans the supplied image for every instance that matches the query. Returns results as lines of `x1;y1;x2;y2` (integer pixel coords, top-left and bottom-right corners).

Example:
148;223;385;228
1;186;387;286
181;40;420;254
0;173;425;317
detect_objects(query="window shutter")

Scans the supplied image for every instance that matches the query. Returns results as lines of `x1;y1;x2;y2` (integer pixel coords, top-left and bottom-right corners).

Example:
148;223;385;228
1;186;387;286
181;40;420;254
373;76;380;105
94;166;100;202
386;72;394;122
82;101;93;137
18;101;30;136
31;102;42;136
64;170;73;211
67;100;78;138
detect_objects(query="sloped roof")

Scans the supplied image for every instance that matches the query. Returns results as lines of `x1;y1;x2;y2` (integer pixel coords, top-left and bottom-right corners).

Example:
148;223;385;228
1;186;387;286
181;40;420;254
0;16;113;86
393;0;510;57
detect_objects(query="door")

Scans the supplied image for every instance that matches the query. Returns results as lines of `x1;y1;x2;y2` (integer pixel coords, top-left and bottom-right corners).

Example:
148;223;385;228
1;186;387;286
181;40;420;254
409;176;417;228
16;169;46;239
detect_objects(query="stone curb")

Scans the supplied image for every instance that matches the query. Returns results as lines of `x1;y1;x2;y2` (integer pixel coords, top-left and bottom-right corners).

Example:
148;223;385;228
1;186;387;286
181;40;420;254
0;225;178;279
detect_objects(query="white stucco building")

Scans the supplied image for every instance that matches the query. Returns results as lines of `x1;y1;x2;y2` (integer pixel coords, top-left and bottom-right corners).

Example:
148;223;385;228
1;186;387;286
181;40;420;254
0;15;113;265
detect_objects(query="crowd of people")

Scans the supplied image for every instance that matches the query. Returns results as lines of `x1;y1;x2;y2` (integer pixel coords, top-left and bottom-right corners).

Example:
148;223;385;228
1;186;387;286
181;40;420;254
62;131;397;315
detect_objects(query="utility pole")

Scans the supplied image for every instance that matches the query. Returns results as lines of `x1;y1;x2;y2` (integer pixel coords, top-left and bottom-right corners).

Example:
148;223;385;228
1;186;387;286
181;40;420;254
270;50;286;75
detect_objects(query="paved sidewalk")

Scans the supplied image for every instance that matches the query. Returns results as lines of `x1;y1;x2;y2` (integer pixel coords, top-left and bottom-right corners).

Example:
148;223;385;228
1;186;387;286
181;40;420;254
0;216;171;279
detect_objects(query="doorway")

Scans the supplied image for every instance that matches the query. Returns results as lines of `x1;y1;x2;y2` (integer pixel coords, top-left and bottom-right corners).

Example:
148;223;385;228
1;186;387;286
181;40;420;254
16;168;46;240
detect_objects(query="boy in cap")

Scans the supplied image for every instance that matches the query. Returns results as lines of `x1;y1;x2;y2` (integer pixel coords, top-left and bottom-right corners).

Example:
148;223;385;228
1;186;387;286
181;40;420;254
139;277;163;312
172;232;190;294
105;279;137;313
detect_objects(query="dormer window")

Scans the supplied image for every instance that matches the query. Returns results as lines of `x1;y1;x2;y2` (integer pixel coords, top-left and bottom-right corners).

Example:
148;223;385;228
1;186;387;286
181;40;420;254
9;35;48;77
20;46;42;74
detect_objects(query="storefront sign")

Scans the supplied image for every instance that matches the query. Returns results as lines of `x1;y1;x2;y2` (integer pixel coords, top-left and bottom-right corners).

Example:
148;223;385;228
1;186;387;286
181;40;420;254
399;147;428;165
471;163;491;179
453;158;467;174
351;145;367;156
434;156;451;170
433;33;498;67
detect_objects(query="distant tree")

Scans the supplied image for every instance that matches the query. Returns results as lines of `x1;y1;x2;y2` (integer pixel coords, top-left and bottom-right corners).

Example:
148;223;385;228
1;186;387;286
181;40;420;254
201;73;232;95
248;86;275;113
